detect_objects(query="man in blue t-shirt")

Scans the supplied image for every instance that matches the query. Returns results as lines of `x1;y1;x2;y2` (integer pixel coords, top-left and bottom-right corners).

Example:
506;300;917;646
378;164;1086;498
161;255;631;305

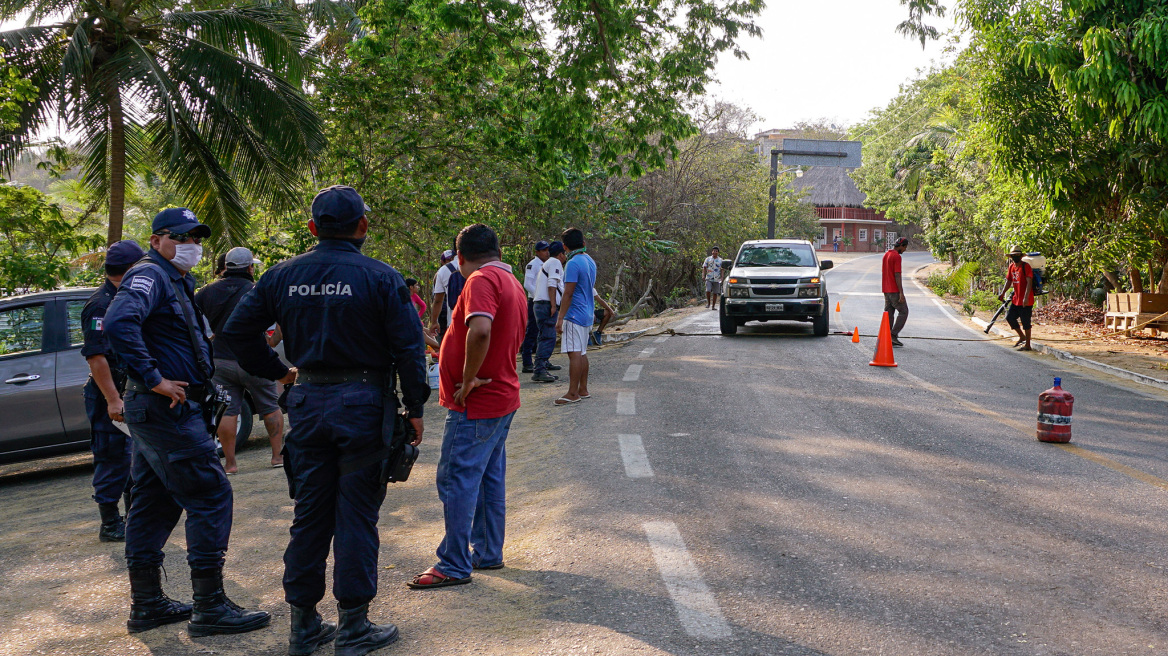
554;227;598;406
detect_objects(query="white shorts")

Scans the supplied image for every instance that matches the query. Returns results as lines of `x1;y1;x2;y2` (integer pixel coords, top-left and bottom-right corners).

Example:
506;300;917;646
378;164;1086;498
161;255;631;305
561;320;590;354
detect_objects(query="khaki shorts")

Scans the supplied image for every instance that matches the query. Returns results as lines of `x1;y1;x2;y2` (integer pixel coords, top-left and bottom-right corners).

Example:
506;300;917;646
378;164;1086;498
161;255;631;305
212;358;280;417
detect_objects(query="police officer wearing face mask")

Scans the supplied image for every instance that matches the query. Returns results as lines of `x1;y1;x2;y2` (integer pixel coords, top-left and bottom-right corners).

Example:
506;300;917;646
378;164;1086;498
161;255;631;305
104;208;272;637
81;239;145;542
221;185;429;656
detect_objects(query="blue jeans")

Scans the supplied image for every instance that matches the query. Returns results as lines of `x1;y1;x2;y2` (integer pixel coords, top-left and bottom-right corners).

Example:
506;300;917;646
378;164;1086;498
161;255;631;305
123;389;232;570
520;298;538;368
434;409;515;579
282;382;387;606
533;301;556;374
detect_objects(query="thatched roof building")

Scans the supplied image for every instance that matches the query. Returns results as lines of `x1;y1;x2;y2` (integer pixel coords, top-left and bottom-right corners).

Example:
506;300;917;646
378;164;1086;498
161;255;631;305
787;167;896;252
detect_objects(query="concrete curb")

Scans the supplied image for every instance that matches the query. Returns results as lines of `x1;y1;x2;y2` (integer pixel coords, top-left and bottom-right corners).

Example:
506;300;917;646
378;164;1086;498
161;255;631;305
970;317;1168;393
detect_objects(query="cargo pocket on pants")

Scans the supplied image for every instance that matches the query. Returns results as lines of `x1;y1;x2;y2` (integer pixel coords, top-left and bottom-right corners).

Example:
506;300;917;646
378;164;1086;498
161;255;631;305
165;450;229;498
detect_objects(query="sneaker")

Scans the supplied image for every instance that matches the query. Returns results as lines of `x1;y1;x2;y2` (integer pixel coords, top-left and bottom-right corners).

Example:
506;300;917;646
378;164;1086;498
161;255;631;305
531;372;557;383
521;366;534;373
547;364;562;371
891;337;904;348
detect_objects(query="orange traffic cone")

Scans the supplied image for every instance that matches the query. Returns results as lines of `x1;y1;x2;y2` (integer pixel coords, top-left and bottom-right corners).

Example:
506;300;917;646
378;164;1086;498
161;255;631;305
835;301;841;312
851;327;860;343
869;312;897;367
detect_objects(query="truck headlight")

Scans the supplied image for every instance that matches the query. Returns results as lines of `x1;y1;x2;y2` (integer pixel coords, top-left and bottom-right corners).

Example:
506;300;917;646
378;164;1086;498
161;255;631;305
728;286;750;298
798;287;820;298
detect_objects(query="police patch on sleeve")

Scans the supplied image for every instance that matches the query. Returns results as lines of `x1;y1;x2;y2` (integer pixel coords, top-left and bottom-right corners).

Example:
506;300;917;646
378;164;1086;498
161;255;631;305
130;276;154;295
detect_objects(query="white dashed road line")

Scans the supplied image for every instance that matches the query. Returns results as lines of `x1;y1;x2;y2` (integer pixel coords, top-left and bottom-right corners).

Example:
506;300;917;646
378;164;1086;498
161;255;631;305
623;365;643;382
617;435;654;478
638;348;656;359
654;335;671;344
617;391;636;415
642;521;732;639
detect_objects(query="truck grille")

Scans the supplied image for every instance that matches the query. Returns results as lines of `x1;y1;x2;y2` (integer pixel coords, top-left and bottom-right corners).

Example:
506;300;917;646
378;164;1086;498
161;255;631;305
749;278;798;284
753;287;796;296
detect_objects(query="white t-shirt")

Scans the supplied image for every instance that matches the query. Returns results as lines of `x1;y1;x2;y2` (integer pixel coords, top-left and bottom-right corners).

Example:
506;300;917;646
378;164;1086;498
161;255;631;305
523;256;543;298
534;257;564;304
432;262;454;320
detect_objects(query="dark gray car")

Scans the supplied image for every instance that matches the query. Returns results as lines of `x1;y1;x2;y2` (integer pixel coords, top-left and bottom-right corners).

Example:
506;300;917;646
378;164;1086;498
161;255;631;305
0;288;254;464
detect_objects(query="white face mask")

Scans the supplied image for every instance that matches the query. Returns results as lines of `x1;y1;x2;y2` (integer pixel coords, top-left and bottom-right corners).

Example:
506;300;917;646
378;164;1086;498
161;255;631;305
169;243;203;272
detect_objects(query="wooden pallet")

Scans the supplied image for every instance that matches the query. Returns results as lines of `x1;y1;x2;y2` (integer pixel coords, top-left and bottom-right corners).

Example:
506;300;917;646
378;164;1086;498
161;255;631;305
1105;293;1168;334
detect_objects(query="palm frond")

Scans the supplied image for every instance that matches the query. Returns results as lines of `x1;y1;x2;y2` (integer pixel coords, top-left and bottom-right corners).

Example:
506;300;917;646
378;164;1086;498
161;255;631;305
0;25;63;171
157;4;312;84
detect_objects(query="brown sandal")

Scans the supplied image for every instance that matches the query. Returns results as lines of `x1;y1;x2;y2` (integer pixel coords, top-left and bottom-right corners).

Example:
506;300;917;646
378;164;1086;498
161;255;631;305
407;567;471;590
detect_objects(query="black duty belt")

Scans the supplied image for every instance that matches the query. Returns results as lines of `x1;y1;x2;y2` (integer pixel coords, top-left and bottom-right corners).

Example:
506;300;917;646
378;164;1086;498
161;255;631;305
125;377;207;401
297;369;387;385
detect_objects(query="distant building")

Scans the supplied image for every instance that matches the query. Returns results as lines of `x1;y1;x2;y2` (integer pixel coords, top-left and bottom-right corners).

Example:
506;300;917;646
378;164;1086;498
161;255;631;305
788;167;915;252
752;128;801;163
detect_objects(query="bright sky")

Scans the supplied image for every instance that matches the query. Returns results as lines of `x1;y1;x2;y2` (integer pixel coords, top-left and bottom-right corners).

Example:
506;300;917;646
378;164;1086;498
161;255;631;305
711;0;959;134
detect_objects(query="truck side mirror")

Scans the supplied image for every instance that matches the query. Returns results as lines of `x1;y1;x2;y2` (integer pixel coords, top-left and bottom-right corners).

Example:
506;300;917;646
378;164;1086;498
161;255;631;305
820;260;834;270
720;260;733;270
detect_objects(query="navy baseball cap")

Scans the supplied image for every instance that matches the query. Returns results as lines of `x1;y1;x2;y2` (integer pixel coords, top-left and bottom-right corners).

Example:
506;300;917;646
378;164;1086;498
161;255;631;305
105;240;145;267
152;207;211;238
534;240;550;251
548;241;565;256
311;185;369;227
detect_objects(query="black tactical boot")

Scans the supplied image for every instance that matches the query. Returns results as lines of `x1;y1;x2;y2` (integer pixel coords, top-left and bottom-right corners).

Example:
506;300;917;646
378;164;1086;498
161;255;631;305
98;502;126;542
334;602;399;656
289;604;337;656
187;568;271;637
127;566;193;633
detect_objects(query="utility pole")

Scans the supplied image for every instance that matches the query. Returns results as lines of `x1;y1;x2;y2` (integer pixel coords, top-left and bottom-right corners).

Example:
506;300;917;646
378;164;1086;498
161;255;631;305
767;148;778;239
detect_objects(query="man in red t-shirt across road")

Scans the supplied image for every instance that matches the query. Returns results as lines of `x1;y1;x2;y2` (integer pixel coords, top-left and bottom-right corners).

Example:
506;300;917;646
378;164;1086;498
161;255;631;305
998;245;1035;351
881;237;910;347
409;223;528;590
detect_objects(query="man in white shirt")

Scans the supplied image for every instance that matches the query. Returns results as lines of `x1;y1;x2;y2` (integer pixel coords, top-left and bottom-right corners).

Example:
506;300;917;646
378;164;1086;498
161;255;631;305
521;240;550;373
532;241;566;382
429;249;456;344
702;247;725;310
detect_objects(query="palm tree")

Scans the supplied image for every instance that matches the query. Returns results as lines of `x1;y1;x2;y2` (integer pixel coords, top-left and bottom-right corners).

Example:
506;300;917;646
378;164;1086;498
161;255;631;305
0;0;325;246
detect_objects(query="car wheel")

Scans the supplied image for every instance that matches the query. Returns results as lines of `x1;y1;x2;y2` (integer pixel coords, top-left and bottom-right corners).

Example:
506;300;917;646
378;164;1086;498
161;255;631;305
719;301;737;335
236;397;254;444
813;297;830;337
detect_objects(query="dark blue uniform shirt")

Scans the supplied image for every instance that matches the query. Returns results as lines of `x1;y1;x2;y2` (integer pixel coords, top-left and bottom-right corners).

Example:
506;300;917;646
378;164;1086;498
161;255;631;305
105;249;213;389
80;280;126;370
221;239;430;417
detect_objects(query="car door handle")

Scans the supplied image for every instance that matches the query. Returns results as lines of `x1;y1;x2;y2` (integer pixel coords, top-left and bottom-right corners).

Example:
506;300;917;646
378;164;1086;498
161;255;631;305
4;374;41;384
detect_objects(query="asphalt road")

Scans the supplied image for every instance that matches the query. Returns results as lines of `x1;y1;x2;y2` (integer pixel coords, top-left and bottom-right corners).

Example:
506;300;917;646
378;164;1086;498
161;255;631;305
3;251;1168;655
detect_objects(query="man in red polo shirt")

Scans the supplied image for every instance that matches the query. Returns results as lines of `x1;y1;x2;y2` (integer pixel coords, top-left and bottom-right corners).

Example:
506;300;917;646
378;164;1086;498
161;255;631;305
881;237;910;347
409;223;527;590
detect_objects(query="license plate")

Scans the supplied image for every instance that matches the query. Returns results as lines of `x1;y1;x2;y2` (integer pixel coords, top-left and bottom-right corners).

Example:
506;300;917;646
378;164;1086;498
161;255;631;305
765;303;784;312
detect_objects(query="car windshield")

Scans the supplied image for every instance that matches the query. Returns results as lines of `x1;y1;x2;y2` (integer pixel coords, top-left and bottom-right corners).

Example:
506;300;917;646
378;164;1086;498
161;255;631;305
736;244;817;267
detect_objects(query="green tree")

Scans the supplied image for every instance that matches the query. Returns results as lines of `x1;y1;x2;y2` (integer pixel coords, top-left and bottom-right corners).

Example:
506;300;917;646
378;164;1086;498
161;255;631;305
0;183;102;294
0;0;325;246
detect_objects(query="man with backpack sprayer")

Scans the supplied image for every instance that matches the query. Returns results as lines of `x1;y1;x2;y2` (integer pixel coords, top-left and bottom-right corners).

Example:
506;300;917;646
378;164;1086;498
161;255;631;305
998;246;1037;351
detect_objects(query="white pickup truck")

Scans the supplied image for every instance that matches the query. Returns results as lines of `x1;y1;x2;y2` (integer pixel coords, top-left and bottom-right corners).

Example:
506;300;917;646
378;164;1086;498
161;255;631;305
718;239;833;336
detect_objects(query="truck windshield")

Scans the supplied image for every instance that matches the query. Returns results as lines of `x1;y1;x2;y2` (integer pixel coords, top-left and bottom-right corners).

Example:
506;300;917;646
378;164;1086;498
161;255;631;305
736;244;817;267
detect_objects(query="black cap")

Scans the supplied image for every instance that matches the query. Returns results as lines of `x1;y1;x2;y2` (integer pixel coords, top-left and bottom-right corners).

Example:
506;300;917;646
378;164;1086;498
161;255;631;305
311;185;369;227
152;208;211;238
534;240;550;251
548;241;565;256
105;240;145;267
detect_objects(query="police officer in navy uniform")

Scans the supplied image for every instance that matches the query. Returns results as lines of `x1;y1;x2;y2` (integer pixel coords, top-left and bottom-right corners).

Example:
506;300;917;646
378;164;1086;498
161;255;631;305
104;208;272;637
81;239;145;542
221;186;429;656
